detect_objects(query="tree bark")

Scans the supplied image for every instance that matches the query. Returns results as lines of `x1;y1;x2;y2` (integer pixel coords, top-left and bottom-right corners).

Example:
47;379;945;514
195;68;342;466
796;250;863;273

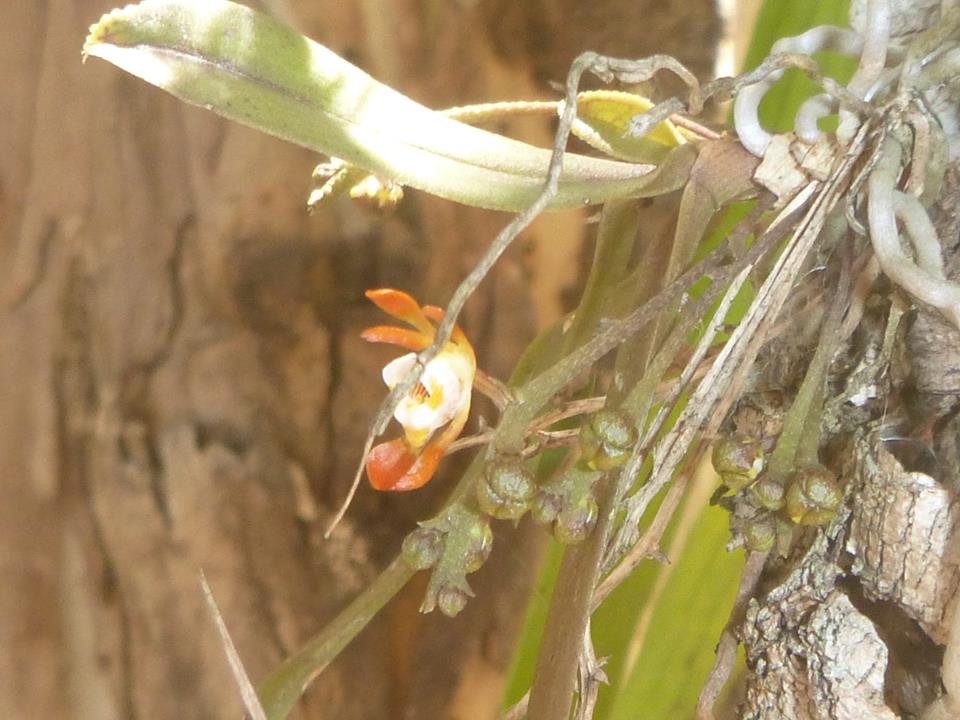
0;1;554;717
734;166;960;720
1;1;719;718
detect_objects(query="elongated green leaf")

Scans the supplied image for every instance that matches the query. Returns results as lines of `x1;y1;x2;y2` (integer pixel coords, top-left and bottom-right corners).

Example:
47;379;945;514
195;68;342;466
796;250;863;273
83;0;693;211
606;504;743;720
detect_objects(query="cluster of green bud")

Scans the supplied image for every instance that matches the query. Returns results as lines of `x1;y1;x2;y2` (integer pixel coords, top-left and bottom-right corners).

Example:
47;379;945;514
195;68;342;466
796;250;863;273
714;435;843;553
580;409;638;470
742;515;776;552
401;527;446;570
462;521;494;573
554;494;599;544
476;457;536;521
711;435;765;491
530;491;563;525
405;506;494;618
749;476;785;511
740;513;796;554
529;466;601;545
435;584;471;618
784;466;842;526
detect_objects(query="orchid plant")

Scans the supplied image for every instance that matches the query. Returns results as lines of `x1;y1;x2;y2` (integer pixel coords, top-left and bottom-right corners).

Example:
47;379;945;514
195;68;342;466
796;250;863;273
83;0;960;718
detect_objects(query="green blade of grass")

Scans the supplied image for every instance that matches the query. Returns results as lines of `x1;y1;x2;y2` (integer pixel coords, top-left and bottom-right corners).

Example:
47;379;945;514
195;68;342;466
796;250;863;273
501;539;565;710
605;502;743;720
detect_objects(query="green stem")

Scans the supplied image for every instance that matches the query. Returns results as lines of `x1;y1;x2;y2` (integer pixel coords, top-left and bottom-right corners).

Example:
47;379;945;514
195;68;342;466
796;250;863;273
527;474;618;720
257;557;415;719
563;199;642;351
767;255;851;478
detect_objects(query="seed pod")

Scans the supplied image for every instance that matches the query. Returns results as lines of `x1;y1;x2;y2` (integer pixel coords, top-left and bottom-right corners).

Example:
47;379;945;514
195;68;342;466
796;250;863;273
401;527;445;570
742;515;776;552
711;435;765;490
554;494;599;544
749;475;786;511
531;491;563;524
477;457;536;520
580;409;638;470
463;521;494;573
785;466;843;525
436;585;470;618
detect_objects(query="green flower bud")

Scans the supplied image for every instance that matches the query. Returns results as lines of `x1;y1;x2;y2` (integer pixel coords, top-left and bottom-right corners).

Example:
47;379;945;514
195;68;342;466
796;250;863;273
463;521;494;573
580;409;637;470
401;527;445;570
785;466;842;525
712;435;765;490
531;491;563;524
743;516;776;552
436;585;470;618
749;476;785;511
554;495;599;544
477;457;535;520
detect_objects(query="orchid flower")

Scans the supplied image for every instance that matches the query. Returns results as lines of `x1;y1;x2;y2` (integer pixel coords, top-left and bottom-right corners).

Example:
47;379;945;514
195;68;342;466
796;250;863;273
361;289;477;492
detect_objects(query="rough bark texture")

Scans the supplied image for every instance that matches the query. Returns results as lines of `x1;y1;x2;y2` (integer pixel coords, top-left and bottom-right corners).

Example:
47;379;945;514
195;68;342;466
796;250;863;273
732;166;960;719
1;1;559;717
848;435;960;645
742;509;896;720
2;0;725;717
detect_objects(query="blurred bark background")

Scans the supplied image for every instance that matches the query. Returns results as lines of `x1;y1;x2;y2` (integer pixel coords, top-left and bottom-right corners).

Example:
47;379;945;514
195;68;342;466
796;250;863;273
0;1;716;717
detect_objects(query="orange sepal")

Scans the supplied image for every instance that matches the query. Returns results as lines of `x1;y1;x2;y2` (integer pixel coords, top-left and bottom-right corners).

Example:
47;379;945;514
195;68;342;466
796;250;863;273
365;289;433;334
366;438;445;492
360;325;431;351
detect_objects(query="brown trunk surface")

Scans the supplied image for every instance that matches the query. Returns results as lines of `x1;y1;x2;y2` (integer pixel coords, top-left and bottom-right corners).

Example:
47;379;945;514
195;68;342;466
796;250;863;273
0;1;715;718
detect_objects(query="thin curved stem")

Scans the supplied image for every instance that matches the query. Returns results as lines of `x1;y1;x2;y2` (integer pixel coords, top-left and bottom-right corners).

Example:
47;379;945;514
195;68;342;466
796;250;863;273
895;190;945;277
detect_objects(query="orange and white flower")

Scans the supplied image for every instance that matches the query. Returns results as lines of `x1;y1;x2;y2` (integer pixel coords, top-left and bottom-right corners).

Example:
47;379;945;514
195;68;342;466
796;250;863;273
361;289;476;492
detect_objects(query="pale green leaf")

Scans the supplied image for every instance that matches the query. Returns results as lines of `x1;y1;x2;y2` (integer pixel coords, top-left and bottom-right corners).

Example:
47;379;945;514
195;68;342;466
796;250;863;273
83;0;692;211
605;504;743;720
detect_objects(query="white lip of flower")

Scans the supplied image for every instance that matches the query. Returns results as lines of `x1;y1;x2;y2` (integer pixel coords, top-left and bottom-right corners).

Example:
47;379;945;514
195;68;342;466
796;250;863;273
382;352;473;448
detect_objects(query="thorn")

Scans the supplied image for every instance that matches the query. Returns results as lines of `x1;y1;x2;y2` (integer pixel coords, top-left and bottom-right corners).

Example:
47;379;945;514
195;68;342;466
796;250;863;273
199;571;267;720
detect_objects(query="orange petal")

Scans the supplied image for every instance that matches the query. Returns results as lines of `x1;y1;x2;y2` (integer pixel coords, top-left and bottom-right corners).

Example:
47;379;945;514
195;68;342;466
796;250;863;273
422;305;471;348
366;439;418;491
395;444;446;492
366;289;433;335
422;305;444;323
360;325;431;351
386;401;472;491
366;438;444;492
